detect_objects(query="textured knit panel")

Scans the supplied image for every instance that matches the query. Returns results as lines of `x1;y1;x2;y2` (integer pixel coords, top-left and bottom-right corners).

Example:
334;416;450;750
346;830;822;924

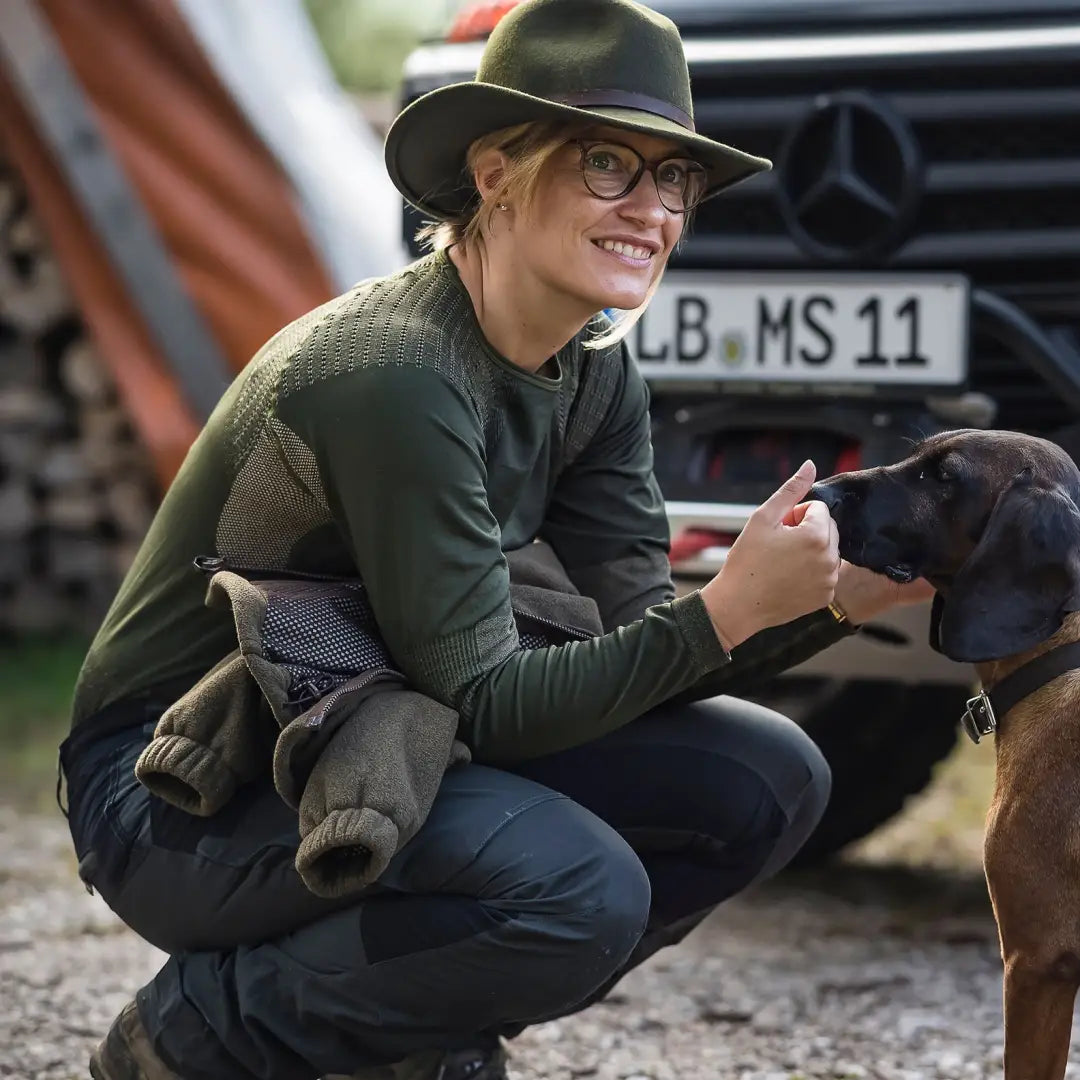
228;294;349;467
215;417;333;569
281;258;506;447
271;418;328;505
404;610;518;709
276;258;623;462
218;258;505;570
562;325;625;468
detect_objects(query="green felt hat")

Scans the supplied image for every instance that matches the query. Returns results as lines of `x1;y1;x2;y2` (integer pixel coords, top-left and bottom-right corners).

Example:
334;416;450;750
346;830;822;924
384;0;772;221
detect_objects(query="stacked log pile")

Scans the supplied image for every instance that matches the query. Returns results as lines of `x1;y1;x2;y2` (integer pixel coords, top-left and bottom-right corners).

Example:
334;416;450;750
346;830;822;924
0;158;158;636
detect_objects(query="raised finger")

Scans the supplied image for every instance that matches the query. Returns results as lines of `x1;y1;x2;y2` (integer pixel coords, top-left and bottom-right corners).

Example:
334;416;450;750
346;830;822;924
758;460;816;525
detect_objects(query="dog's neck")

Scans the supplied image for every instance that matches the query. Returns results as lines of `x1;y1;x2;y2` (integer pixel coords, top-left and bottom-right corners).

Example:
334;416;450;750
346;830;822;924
976;612;1080;690
974;613;1080;769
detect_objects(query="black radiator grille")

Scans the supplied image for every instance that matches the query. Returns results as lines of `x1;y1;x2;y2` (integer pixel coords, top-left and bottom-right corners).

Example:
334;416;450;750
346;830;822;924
682;58;1080;262
673;44;1080;437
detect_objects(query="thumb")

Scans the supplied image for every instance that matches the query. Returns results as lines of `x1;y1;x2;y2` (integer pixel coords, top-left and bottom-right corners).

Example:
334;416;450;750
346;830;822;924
758;460;817;524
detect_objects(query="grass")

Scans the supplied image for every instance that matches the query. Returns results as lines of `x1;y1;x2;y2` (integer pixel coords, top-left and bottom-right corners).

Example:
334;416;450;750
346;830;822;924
0;634;89;811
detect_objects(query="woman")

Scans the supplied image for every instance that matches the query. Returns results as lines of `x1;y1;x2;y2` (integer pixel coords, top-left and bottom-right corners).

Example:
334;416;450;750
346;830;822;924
65;1;931;1078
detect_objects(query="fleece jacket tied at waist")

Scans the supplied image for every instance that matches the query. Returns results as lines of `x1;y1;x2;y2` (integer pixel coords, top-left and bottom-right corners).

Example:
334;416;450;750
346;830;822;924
134;540;606;897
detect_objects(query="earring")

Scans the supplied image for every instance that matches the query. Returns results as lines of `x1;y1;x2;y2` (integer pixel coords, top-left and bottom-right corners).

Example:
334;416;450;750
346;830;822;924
496;202;509;211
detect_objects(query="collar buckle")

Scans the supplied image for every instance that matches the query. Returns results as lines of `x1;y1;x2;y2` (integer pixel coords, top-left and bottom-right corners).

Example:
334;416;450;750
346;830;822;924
961;690;997;745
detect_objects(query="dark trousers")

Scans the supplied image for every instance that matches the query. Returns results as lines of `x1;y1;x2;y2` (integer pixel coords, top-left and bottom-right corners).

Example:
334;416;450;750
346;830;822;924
62;695;830;1080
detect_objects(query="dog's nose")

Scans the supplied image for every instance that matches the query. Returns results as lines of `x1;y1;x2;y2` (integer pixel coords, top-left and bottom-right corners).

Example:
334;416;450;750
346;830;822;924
808;482;844;513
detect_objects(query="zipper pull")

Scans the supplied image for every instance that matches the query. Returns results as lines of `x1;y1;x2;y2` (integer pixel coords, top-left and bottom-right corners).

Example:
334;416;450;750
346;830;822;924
194;555;227;575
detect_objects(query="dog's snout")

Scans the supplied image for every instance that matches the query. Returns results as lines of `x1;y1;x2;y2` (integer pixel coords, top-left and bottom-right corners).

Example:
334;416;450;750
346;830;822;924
809;482;845;514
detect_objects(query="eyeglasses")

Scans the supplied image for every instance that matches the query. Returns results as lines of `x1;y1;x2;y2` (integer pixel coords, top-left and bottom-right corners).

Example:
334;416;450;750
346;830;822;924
573;140;708;214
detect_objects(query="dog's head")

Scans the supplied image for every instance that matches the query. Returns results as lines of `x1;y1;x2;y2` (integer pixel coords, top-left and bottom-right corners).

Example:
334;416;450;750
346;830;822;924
811;429;1080;662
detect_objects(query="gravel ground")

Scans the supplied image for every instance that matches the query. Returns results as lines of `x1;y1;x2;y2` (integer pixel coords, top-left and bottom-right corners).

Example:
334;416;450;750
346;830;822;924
3;752;1080;1080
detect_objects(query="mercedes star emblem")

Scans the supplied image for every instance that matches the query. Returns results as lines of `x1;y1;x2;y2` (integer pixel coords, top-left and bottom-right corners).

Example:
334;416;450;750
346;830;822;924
776;91;923;264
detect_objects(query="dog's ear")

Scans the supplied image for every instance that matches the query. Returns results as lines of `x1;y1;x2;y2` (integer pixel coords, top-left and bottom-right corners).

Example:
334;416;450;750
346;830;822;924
938;469;1080;662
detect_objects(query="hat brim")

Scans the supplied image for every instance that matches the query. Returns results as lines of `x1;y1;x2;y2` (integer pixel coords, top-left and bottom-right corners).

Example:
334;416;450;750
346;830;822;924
385;81;771;221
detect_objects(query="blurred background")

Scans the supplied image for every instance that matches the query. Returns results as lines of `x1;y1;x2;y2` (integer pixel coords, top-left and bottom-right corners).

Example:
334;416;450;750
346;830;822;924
305;0;464;108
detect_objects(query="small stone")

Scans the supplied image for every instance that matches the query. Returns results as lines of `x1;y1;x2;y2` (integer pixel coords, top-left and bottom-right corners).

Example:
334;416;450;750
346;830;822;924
699;1004;753;1024
751;999;795;1033
935;1049;965;1075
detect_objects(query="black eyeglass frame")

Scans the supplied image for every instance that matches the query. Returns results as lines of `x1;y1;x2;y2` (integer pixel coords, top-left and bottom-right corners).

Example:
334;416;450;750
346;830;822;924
571;138;709;215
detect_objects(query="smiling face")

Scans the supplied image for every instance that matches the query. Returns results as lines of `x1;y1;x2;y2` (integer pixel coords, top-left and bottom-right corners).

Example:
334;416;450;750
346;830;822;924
511;126;690;312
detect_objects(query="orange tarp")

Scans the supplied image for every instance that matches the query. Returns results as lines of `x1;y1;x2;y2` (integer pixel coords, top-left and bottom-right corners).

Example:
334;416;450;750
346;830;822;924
0;0;336;486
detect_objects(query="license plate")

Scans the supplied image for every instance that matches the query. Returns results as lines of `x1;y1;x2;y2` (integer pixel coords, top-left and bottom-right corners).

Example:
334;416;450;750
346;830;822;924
630;273;969;387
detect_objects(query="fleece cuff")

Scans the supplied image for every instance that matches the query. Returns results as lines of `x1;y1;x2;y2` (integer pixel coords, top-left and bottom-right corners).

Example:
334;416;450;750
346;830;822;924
295;806;400;899
134;734;240;817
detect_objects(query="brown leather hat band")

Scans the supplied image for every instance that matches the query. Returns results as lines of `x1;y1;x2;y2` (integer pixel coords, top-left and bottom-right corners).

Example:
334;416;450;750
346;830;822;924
552;90;695;133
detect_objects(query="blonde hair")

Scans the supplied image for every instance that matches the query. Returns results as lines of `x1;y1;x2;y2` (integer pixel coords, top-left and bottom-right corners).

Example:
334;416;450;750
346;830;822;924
416;120;679;351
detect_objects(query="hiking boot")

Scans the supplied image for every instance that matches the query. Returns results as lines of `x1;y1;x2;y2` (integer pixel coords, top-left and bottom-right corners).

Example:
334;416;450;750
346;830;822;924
89;1000;185;1079
329;1041;509;1080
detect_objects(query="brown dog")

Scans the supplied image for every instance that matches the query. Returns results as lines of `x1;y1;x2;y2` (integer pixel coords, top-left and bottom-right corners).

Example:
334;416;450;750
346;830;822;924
811;428;1080;1080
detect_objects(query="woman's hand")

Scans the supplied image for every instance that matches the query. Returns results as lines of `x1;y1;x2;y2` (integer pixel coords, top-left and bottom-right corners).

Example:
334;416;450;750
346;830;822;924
833;562;936;624
700;460;840;650
778;485;936;622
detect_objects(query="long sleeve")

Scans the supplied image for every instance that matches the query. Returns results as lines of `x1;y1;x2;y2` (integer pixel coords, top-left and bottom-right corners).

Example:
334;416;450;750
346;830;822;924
280;361;731;764
541;346;856;697
670;608;856;705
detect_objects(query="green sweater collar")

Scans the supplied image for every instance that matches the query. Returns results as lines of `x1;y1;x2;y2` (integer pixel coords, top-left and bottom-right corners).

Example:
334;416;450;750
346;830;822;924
435;246;569;391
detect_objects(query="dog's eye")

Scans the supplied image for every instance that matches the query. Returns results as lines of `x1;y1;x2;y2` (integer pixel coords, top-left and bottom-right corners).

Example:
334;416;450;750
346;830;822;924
918;459;954;483
936;456;958;482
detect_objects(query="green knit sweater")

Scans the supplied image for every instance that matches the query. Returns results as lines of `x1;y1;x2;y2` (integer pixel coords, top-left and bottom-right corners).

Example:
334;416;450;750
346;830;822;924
71;250;850;762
